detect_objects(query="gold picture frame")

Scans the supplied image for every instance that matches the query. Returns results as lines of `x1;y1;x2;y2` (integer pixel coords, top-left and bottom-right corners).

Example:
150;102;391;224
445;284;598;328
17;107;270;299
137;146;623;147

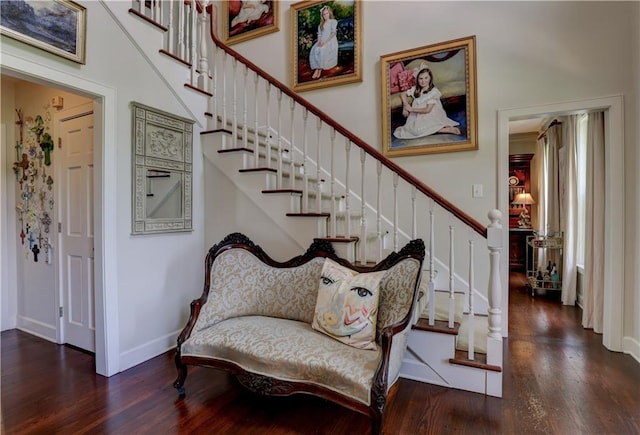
0;0;86;64
380;36;478;157
222;1;279;45
291;0;362;93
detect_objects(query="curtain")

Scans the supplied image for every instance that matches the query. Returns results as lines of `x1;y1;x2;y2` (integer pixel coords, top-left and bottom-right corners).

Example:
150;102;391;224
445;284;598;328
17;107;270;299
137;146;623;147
560;116;579;305
536;124;562;271
582;112;605;332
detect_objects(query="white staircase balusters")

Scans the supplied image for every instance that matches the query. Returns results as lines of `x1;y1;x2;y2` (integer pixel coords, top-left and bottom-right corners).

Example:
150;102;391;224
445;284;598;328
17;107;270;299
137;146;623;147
276;90;283;188
289;100;296;189
253;72;259;167
302;109;309;213
315;119;322;213
428;207;435;326
344;138;352;239
330;128;336;236
376;161;383;262
242;65;248;151
210;45;218;129
166;1;174;54
449;225;455;329
393;173;399;252
221;52;227;145
359;148;366;263
265;82;272;169
231;59;238;146
177;1;185;59
411;186;417;239
468;239;475;361
197;1;210;90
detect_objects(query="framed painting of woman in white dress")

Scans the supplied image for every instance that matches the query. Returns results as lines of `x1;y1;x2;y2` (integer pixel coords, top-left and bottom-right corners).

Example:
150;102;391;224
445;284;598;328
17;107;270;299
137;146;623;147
223;1;278;45
380;37;478;157
291;0;362;92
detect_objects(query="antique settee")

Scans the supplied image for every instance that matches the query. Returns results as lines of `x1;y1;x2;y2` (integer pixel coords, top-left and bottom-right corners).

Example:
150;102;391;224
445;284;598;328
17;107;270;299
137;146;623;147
173;233;425;434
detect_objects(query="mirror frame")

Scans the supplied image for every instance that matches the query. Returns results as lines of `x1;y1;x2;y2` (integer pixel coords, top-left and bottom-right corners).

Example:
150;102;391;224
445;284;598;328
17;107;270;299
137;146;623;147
131;102;194;235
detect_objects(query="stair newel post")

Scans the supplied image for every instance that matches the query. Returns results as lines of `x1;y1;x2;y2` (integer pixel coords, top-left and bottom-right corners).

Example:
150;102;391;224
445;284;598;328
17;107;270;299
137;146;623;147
448;224;455;329
486;209;503;369
231;58;238;146
315;118;322;213
253;72;259;167
376;161;383;262
359;148;366;263
329;128;336;237
344;138;352;239
411;186;417;239
302;109;309;213
468;238;475;361
428;206;435;326
177;0;185;59
393;173;399;252
242;64;248;151
276;90;283;188
289;99;296;189
265;82;272;170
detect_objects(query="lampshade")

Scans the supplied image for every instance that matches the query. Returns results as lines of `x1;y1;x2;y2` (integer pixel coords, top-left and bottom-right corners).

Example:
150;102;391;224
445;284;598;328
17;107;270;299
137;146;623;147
513;192;536;205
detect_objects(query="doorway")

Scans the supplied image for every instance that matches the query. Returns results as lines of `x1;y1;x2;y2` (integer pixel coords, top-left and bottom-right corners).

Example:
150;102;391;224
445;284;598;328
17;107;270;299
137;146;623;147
498;96;624;352
1;51;120;376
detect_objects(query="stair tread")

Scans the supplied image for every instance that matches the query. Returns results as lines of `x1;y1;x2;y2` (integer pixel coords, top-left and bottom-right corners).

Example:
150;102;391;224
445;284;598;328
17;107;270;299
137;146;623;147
412;318;460;335
314;236;359;243
239;167;277;173
450;350;501;372
219;147;254;154
286;212;330;217
262;189;303;194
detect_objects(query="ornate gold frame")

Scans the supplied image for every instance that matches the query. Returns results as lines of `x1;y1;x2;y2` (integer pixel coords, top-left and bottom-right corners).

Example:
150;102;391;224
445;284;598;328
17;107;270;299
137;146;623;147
222;1;279;45
380;36;478;157
291;0;362;93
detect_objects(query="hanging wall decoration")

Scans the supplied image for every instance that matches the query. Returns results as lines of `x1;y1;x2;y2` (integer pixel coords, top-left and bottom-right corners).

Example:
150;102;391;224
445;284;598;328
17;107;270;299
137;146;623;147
13;108;55;264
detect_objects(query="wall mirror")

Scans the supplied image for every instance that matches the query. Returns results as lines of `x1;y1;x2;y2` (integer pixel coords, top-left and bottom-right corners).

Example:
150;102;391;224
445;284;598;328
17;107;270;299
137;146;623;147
131;102;194;235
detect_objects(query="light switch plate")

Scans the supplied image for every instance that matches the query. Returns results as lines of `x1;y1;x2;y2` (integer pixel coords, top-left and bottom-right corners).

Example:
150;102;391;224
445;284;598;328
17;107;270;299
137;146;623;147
472;184;483;198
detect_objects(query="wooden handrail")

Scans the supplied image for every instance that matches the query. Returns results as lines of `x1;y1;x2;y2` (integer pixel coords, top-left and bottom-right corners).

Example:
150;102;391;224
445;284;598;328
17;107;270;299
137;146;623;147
205;5;487;238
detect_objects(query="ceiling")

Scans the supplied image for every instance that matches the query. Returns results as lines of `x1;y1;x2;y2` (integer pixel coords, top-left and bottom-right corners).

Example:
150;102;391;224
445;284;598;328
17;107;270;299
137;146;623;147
509;118;545;135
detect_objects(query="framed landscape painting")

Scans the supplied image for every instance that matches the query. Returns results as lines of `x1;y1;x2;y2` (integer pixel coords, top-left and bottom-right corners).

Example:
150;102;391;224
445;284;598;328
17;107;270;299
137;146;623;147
380;36;477;157
291;0;362;92
0;0;86;64
223;1;278;45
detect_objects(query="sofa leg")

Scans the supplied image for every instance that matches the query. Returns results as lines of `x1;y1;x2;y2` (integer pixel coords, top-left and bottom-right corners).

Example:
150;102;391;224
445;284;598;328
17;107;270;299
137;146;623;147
173;354;188;396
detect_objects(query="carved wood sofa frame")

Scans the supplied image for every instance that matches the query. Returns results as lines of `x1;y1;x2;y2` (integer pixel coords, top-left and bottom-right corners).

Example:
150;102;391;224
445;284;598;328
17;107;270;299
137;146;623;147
173;233;425;434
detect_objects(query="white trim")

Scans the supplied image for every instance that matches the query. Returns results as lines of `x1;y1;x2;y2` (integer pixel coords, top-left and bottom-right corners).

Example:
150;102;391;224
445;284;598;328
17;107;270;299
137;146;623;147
498;95;625;350
1;52;120;376
119;329;181;372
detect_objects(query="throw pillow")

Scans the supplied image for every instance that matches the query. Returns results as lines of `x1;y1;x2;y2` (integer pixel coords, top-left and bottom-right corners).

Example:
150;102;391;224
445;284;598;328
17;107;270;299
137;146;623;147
312;258;386;350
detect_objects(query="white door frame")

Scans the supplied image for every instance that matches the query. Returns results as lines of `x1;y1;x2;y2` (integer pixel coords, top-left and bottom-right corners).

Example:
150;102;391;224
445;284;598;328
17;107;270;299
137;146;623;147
2;52;120;376
497;95;625;351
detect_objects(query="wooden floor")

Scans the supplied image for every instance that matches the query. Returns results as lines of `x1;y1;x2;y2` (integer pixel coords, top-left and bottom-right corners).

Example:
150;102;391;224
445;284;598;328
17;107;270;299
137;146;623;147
2;273;639;434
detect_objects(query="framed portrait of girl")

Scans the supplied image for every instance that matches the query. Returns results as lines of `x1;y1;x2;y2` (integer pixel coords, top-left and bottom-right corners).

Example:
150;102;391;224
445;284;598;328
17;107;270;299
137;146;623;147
291;0;362;92
380;36;478;157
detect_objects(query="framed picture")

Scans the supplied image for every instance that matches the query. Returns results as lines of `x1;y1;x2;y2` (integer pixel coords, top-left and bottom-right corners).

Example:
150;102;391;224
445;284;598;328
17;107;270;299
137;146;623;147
223;1;278;45
0;0;86;64
291;0;362;93
380;36;477;157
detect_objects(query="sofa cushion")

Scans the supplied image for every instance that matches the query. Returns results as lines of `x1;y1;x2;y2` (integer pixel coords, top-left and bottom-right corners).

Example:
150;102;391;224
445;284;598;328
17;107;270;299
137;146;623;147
312;259;385;350
192;249;325;334
181;316;381;405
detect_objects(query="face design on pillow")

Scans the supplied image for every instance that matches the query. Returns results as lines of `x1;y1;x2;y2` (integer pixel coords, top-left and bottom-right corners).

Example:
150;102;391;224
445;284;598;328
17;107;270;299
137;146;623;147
317;267;379;338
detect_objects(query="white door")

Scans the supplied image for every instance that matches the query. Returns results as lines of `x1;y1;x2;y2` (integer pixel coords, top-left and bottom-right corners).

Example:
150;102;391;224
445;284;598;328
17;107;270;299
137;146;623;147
58;110;95;352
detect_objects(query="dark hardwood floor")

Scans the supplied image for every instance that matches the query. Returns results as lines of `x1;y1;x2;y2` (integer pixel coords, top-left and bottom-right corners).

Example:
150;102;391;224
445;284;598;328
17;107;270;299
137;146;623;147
2;274;639;434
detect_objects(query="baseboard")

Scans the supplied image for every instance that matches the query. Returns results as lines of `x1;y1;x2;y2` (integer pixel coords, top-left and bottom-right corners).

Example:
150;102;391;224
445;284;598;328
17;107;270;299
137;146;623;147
623;335;640;364
17;316;56;343
119;329;181;372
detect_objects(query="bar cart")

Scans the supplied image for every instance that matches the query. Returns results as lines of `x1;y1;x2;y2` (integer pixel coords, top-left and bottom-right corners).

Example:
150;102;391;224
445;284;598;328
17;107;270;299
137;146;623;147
526;232;563;297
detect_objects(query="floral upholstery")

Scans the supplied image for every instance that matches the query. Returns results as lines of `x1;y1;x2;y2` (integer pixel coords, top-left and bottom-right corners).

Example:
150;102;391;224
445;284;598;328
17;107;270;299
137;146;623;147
182;246;422;407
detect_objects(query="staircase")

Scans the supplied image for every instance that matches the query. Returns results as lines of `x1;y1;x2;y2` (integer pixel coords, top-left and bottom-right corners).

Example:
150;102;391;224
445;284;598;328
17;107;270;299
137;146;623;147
118;0;504;397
